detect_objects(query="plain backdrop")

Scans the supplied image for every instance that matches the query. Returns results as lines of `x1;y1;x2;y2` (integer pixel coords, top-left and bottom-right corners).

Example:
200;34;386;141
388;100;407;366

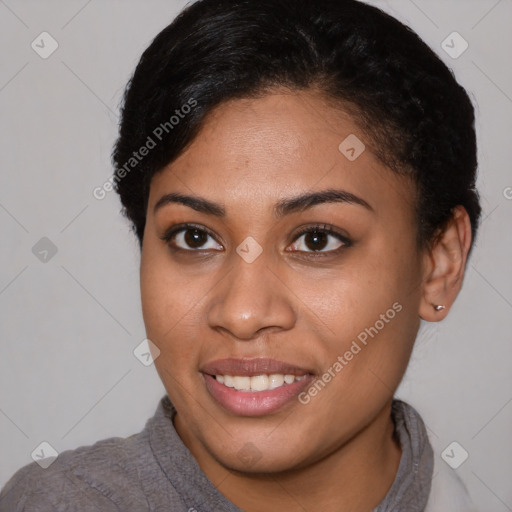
0;0;511;510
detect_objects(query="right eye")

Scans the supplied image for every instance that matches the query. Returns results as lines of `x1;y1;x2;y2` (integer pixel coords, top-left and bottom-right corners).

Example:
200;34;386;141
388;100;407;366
160;224;224;252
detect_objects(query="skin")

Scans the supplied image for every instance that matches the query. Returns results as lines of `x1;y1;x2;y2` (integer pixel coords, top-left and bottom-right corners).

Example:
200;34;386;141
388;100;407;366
140;89;472;512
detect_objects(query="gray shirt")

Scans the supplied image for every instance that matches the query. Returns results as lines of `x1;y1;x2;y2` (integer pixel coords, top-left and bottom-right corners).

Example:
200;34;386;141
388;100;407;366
0;396;433;511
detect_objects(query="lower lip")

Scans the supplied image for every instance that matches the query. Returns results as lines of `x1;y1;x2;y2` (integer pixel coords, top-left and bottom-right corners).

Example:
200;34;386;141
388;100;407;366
203;373;314;416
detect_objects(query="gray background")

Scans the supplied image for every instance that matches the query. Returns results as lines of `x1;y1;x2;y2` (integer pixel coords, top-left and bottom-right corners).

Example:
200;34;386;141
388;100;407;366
0;0;511;509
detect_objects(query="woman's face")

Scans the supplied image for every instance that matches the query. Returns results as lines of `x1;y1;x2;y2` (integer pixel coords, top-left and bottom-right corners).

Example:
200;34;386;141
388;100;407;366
140;90;425;472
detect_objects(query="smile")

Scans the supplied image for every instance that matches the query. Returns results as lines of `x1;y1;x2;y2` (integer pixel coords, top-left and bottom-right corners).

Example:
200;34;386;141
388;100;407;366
214;373;307;392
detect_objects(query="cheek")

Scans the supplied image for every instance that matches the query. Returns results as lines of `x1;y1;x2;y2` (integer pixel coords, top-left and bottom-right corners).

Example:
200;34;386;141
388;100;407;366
140;246;209;372
140;246;182;346
140;255;168;339
299;262;400;341
302;243;420;376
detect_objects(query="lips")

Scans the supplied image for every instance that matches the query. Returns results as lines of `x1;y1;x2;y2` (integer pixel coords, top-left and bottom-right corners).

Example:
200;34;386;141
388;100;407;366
200;357;315;377
200;358;316;416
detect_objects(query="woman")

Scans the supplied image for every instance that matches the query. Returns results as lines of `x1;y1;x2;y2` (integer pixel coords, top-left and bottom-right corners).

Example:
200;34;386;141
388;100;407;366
0;0;480;510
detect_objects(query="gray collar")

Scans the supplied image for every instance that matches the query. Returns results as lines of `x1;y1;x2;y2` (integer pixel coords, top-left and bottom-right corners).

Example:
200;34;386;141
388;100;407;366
372;400;434;511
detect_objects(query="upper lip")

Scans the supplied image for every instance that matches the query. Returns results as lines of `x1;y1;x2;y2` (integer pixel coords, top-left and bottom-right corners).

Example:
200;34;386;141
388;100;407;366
201;358;315;377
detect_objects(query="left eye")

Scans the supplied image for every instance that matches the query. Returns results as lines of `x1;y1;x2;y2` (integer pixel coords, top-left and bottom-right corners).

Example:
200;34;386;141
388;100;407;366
289;228;349;253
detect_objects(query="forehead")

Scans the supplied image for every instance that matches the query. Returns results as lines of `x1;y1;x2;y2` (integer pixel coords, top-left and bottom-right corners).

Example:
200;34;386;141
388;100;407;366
149;91;415;218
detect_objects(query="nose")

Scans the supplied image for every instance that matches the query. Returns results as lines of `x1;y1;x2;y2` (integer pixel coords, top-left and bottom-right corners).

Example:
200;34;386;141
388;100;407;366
206;252;296;341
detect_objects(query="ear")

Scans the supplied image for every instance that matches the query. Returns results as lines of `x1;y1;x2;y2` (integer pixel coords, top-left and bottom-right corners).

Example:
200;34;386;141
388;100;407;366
419;206;473;322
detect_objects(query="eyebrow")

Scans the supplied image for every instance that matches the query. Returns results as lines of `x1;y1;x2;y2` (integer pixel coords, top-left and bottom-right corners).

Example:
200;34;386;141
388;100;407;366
153;189;373;217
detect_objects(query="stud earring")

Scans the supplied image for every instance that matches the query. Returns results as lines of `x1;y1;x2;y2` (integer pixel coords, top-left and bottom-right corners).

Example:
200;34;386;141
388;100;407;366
432;304;445;311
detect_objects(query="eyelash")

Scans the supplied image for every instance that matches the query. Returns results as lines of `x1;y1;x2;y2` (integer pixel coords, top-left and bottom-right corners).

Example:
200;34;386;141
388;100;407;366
159;222;352;257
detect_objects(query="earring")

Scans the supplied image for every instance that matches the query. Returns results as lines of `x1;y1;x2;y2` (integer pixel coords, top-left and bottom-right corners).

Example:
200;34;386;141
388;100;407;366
432;304;445;311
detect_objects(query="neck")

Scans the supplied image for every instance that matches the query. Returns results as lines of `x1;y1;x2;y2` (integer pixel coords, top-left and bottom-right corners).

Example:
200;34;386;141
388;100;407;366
175;400;401;512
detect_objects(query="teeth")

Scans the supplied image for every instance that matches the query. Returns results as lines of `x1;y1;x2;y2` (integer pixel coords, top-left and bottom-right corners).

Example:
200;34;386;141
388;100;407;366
233;376;251;391
284;375;295;384
269;374;284;389
214;373;307;392
251;374;269;391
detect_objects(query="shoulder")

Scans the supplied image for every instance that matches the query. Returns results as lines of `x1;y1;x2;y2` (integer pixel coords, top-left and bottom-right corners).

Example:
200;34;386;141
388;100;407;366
0;432;152;512
425;454;477;512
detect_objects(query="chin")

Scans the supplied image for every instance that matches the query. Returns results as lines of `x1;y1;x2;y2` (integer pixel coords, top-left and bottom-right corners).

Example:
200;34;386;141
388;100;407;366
216;446;308;475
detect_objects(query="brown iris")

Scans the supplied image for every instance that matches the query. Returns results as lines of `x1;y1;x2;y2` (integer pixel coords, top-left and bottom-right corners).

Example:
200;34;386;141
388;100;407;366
303;230;328;251
184;229;208;248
